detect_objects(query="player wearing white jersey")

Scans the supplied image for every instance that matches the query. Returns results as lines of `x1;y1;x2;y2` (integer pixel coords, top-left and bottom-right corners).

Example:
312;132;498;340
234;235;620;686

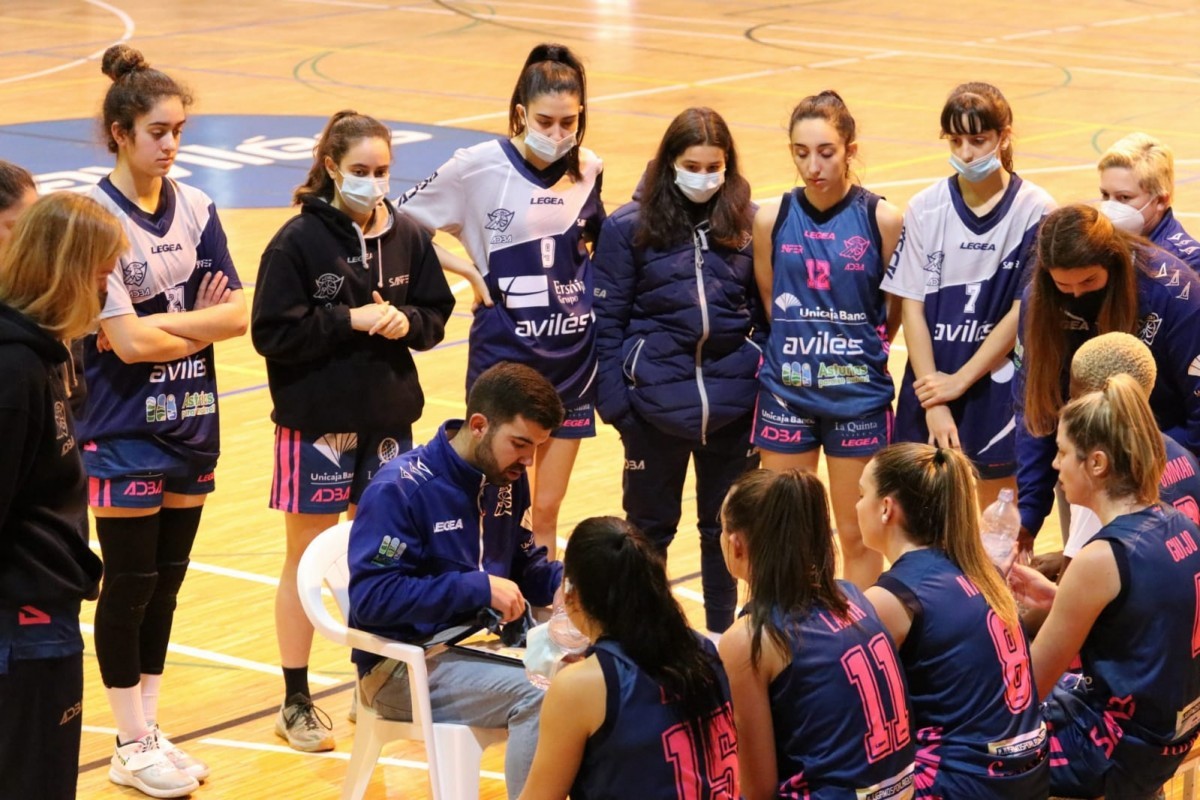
395;43;604;558
882;82;1054;509
80;45;247;799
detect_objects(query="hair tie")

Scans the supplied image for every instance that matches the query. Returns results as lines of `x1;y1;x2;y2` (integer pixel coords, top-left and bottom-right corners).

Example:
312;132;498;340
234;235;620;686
932;447;947;466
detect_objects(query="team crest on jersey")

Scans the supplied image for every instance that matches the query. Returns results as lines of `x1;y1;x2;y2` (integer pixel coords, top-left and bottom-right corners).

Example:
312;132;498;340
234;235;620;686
123;261;148;287
313;273;344;301
486;208;514;232
840;235;870;261
165;286;186;313
1138;313;1163;345
923;251;944;288
377;437;400;464
371;535;406;566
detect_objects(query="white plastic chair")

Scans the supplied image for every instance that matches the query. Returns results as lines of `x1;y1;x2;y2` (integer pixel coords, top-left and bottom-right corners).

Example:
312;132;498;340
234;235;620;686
296;521;507;800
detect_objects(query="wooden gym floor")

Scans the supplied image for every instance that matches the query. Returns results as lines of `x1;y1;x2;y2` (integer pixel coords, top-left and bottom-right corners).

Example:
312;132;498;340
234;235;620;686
2;0;1199;796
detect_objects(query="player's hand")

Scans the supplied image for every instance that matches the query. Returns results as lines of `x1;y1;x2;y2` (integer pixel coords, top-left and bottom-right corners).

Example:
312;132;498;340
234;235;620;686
469;270;493;311
368;290;410;339
1031;550;1065;583
193;271;232;310
96;329;113;353
1017;526;1036;561
914;370;967;408
488;575;526;623
350;296;397;334
1007;563;1057;611
925;405;961;450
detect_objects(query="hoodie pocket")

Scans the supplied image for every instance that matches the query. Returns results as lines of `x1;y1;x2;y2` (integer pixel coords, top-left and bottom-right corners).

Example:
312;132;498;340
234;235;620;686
622;338;646;386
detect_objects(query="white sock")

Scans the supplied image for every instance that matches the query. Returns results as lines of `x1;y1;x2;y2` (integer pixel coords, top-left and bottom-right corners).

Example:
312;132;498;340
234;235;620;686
141;673;163;729
107;685;150;745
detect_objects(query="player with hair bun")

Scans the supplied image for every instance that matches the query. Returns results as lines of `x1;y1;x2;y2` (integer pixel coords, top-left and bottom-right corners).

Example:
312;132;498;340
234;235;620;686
81;42;247;798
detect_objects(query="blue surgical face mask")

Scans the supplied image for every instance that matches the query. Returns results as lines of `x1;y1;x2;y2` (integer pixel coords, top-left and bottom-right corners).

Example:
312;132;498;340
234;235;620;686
949;147;1002;183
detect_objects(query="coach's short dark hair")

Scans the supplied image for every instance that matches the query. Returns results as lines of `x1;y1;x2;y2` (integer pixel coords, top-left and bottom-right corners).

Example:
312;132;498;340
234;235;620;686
466;362;564;431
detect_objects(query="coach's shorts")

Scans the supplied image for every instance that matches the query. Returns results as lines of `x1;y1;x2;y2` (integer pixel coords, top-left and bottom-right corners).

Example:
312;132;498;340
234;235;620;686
83;437;217;509
270;425;412;514
752;390;891;458
552;402;595;440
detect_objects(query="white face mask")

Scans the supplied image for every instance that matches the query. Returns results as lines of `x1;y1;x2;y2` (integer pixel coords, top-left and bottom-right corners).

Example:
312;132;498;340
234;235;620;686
523;125;576;164
335;169;389;215
949;147;1003;183
674;167;725;203
1100;198;1150;234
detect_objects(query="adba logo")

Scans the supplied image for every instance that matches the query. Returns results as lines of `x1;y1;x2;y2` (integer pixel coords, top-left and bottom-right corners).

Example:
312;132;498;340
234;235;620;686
0;115;497;209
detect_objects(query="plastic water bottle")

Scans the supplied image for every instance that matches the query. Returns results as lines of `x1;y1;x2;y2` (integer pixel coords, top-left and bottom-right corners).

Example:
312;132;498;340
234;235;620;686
523;607;590;689
980;488;1021;576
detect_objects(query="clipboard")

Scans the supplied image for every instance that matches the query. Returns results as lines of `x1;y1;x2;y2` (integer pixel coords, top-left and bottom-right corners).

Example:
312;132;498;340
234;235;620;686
414;623;525;666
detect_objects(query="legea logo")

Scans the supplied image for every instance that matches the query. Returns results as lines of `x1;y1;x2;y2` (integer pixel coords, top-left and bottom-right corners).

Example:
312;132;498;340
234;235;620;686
0;116;497;209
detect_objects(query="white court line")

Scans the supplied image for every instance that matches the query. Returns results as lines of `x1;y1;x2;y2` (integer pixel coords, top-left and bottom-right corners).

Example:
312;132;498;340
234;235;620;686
0;0;134;86
199;737;506;780
83;724;119;735
79;623;341;686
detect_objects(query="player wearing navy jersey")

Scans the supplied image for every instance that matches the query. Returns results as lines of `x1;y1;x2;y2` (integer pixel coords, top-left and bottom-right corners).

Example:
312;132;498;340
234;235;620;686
1016;205;1200;555
882;82;1054;509
0;194;124;800
522;517;737;800
395;43;604;558
80;45;248;798
252;110;453;752
1010;375;1200;798
592;107;760;636
860;443;1048;797
1099;132;1200;271
720;469;915;800
752;92;902;588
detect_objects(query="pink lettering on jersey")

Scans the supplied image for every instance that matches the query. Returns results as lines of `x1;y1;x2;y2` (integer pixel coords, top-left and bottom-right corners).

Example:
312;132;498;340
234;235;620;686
18;606;50;625
1163;455;1197;486
1167;529;1199;563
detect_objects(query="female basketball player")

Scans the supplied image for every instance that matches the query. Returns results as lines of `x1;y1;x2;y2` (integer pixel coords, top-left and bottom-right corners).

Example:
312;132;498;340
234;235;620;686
858;443;1048;797
882;82;1055;509
1098;132;1200;271
752;90;902;587
520;516;737;800
0;193;124;800
592;107;759;636
1016;204;1200;550
81;43;248;798
252;110;454;752
395;42;604;558
719;469;916;800
0;160;36;243
1010;374;1200;798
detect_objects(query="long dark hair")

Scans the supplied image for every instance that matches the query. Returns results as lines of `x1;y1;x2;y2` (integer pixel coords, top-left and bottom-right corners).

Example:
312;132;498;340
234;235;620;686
871;444;1019;631
939;82;1014;172
564;517;720;720
99;44;193;154
0;160;34;212
1023;204;1144;436
634;107;752;252
294;110;392;205
723;469;848;668
508;43;587;182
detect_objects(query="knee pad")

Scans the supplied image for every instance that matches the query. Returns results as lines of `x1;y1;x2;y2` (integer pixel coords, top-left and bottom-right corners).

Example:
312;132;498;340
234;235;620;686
95;572;158;626
152;560;189;602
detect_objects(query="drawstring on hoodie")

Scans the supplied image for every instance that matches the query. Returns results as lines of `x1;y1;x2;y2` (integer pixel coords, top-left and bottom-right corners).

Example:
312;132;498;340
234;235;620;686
352;211;386;289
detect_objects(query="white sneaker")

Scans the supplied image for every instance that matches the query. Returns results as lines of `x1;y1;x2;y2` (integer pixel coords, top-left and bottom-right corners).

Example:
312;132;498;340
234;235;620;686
154;725;210;782
109;733;199;798
275;693;335;752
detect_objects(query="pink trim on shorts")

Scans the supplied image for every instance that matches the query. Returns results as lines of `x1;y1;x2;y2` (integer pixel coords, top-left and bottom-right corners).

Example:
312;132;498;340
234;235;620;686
271;426;303;513
88;476;112;507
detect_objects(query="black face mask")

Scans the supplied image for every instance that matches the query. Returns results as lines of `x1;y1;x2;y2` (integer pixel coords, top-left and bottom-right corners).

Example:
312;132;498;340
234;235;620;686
1061;289;1106;322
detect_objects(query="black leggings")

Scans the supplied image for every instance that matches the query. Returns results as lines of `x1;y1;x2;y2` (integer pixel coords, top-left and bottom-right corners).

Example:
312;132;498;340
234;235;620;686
93;506;203;687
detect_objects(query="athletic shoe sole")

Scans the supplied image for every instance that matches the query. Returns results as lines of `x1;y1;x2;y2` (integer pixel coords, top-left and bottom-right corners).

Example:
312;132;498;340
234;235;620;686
108;766;199;798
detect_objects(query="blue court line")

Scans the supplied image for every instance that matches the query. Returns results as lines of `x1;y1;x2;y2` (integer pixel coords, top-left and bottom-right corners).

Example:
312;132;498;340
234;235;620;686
219;335;471;398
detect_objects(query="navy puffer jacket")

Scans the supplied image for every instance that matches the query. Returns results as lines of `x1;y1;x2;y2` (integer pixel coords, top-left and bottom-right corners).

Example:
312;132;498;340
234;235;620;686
593;199;763;442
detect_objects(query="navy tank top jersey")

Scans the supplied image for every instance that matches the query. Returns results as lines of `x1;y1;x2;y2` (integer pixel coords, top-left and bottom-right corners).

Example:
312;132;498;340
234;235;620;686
875;549;1047;795
768;581;915;799
761;185;893;419
570;635;738;800
1084;505;1200;746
